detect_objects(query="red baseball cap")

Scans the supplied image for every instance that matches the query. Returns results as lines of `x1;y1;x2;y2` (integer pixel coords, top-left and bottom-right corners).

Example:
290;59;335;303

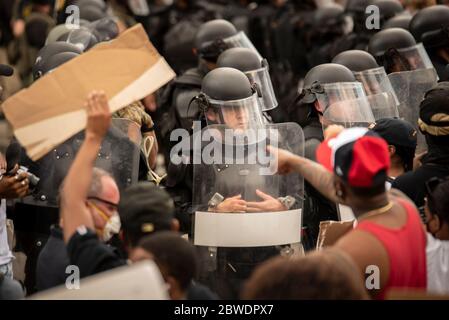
316;127;390;188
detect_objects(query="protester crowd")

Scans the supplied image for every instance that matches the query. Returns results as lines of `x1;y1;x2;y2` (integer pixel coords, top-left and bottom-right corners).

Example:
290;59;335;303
1;0;449;301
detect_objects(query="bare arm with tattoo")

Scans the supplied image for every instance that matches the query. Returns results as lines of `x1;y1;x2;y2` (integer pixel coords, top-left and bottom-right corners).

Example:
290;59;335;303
61;91;111;243
267;146;342;204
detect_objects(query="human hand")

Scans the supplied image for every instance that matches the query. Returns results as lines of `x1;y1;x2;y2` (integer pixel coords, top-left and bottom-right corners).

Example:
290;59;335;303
215;195;247;213
267;146;297;175
246;189;287;213
85;91;111;140
0;165;29;199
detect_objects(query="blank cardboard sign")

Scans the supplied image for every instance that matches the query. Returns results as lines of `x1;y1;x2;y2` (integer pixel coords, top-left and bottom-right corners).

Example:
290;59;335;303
2;24;176;160
29;261;169;300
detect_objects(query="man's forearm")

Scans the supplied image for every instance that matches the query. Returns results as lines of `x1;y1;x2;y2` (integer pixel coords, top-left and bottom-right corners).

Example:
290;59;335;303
62;134;102;242
289;155;340;204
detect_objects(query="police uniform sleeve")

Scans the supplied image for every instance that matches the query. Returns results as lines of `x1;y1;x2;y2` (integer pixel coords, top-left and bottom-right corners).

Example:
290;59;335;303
67;227;126;278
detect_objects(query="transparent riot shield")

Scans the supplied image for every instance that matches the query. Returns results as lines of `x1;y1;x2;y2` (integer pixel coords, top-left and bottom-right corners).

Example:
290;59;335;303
192;123;304;298
245;61;278;111
223;31;263;61
353;67;399;120
317;82;376;130
111;117;142;146
388;68;438;152
19;119;141;207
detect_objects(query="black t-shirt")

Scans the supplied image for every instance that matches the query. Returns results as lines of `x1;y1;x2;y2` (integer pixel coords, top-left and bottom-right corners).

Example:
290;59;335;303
36;225;70;291
392;164;449;208
67;227;126;278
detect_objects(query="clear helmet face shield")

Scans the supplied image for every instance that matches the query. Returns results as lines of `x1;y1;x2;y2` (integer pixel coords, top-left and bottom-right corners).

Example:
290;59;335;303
353;67;400;120
223;31;263;61
380;43;435;73
205;93;265;132
316;82;376;129
245;62;278;111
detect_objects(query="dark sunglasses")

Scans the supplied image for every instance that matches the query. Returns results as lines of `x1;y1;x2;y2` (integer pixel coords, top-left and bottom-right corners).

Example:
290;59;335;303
87;196;119;210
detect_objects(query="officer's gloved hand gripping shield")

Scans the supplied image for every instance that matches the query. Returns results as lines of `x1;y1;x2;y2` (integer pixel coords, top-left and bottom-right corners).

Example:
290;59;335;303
353;67;400;120
191;122;304;252
19;118;141;207
308;82;376;130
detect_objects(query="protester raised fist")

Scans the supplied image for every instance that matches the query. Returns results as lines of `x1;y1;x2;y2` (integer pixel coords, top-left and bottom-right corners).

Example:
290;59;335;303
85;91;111;141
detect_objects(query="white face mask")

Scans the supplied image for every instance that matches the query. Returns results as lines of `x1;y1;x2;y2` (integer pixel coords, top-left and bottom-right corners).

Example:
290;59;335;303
101;214;121;242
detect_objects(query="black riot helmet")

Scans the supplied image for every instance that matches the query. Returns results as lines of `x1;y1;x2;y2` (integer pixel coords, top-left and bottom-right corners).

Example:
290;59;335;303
33;41;82;79
217;48;278;111
40;52;79;75
410;5;449;49
202;67;254;101
195;19;238;62
383;14;412;31
216;48;261;72
313;3;347;36
193;67;264;128
302;63;356;87
368;27;435;73
332;50;379;72
64;27;99;51
368;28;416;57
290;63;368;127
90;17;119;42
373;0;404;22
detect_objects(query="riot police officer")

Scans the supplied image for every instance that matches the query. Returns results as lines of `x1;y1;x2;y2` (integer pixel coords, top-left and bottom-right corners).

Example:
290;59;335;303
164;66;263;233
409;5;449;80
369;27;438;152
185;67;303;299
216;47;277;122
306;3;351;67
332;49;400;120
287;63;375;248
158;19;260;164
368;27;434;74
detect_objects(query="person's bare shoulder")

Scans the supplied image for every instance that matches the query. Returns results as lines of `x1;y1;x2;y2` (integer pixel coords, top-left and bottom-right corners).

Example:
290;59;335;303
389;188;418;210
335;228;388;273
